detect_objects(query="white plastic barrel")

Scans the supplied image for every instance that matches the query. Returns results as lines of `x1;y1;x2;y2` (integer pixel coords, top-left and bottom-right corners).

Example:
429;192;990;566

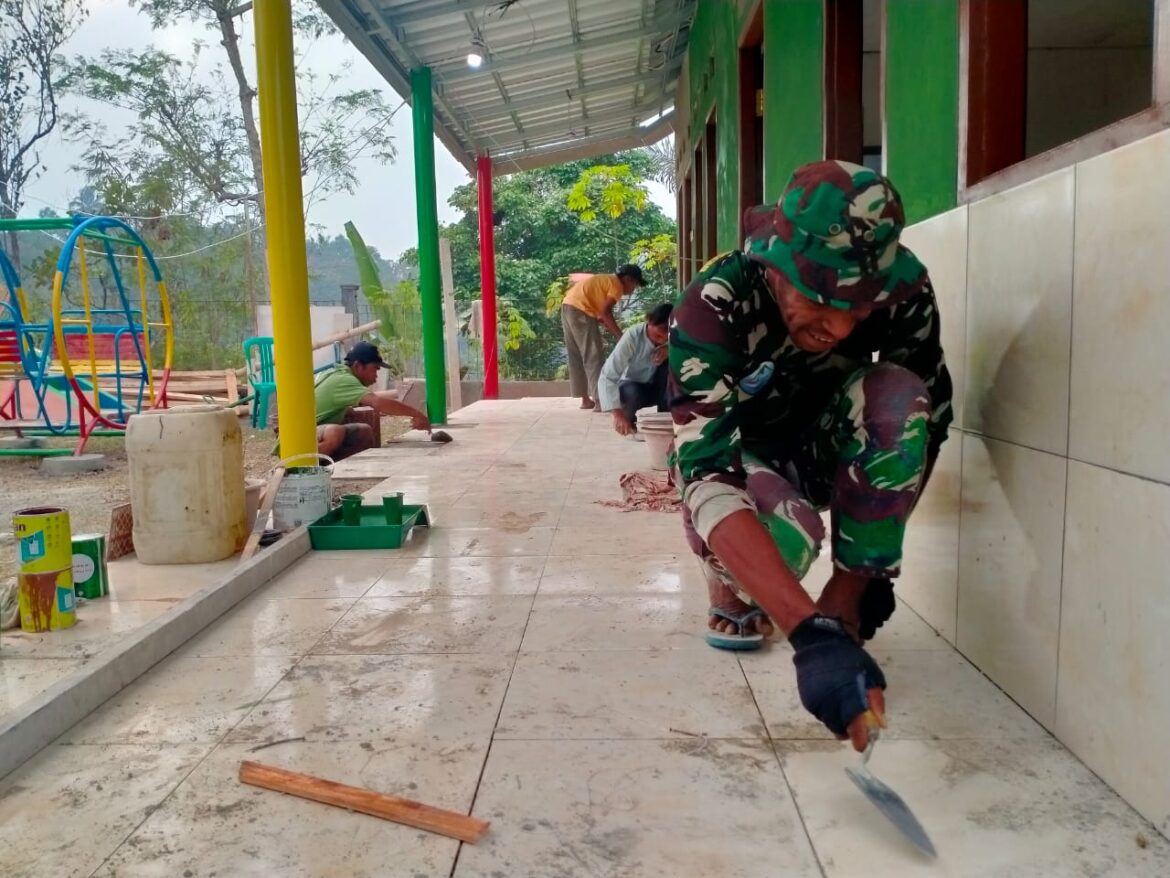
126;405;247;564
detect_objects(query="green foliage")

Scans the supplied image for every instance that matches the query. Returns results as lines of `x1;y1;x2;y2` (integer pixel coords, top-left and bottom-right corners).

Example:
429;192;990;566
499;299;535;352
566;164;648;222
428;150;675;381
544;276;571;316
343;220;422;377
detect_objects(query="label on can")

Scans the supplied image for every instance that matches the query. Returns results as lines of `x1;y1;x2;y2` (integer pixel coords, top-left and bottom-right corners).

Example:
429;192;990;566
72;533;109;600
73;552;95;582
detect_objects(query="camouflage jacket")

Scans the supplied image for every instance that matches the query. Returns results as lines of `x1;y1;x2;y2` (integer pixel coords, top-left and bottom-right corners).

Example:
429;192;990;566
669;251;952;498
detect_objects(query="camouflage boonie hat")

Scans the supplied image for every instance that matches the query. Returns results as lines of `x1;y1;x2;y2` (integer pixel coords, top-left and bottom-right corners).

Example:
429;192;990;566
744;159;926;309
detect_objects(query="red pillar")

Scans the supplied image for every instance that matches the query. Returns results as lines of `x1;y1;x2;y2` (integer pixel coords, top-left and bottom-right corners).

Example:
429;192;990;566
476;155;499;399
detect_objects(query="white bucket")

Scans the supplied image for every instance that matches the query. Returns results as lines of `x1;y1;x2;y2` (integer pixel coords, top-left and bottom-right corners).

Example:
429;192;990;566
640;425;674;471
272;454;334;531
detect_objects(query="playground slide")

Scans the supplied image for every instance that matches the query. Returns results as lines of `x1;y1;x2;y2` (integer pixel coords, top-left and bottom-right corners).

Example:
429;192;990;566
49;374;139;419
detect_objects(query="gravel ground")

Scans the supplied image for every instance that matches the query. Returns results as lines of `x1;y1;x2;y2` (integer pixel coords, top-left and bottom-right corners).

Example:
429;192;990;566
0;418;411;577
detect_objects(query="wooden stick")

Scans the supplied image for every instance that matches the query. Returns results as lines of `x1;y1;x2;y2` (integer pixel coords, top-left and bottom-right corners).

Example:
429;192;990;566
239;468;284;562
238;760;490;844
225;368;240;403
311;319;382;351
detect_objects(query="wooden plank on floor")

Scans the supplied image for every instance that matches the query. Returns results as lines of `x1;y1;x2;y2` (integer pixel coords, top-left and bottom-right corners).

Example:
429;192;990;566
238;760;490;843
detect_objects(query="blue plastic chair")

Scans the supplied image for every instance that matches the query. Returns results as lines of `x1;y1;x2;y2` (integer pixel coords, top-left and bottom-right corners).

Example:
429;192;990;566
242;336;276;428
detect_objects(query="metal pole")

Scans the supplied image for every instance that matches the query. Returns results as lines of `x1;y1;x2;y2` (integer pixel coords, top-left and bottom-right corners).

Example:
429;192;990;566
254;0;315;458
476;154;499;399
411;66;447;423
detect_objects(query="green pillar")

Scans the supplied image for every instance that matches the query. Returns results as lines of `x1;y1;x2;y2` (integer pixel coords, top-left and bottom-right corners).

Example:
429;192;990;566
884;0;959;223
762;0;824;201
410;66;447;423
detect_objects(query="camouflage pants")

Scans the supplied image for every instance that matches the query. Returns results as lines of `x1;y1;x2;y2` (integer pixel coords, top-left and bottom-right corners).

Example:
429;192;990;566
682;363;931;585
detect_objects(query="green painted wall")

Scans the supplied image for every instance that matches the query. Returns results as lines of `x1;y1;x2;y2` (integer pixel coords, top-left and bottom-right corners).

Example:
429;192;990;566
884;0;960;223
762;0;824;201
687;0;741;253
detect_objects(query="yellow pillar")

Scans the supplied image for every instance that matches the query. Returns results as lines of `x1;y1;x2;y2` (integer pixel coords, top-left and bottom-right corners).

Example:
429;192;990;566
254;0;315;459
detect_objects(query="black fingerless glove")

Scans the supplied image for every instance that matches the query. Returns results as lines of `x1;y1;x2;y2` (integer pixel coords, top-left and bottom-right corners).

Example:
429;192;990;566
858;577;896;641
789;614;886;736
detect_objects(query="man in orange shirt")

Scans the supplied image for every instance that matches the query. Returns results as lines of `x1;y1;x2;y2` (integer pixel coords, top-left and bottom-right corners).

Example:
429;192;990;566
560;263;647;409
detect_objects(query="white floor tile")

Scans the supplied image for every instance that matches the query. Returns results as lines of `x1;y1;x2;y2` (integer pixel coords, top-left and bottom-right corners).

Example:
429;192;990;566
780;737;1170;876
0;743;208;878
312;595;534;655
456;739;821;878
95;740;480;877
226;653;513;745
497;649;767;740
62;652;293;744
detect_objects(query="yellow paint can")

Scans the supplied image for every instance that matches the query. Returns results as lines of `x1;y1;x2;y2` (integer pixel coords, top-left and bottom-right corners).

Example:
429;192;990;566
13;506;76;632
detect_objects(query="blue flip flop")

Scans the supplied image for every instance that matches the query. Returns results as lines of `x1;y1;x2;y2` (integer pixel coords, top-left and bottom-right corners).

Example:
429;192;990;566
705;607;766;650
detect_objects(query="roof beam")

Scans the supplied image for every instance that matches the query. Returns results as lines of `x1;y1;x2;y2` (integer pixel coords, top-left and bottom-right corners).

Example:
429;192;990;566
361;2;477;143
315;0;476;173
488;116;648;153
473;95;672;139
457;65;683;120
438;7;693;84
491;114;675;173
392;0;506;26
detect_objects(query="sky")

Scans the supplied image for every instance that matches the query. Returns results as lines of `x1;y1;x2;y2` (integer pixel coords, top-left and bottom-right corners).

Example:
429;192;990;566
24;0;674;263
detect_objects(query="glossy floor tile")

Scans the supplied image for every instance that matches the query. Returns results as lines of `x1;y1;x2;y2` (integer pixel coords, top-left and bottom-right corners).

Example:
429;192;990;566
456;738;821;878
182;595;355;657
61;651;293;745
94;740;477;878
496;649;768;741
5;399;1167;878
312;595;535;655
225;653;514;745
781;737;1170;876
0;657;87;713
0;742;209;878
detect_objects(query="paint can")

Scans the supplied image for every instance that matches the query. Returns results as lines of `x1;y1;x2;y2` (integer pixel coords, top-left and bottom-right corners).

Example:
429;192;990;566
13;506;76;632
271;454;334;531
72;533;109;600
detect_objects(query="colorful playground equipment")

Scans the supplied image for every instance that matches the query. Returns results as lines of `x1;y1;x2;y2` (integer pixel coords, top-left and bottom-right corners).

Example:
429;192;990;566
0;216;174;454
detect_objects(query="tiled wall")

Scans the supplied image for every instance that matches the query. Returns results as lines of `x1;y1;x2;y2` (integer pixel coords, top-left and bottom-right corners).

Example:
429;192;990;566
897;128;1170;836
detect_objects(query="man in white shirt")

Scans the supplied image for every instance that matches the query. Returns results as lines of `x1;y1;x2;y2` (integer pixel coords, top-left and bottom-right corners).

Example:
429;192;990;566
598;303;673;435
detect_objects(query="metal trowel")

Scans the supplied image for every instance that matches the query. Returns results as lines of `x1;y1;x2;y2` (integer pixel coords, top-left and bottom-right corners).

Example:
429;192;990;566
845;712;937;858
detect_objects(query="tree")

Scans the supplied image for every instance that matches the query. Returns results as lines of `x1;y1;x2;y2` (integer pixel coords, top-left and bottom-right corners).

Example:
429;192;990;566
68;0;401;299
0;0;88;268
410;150;677;381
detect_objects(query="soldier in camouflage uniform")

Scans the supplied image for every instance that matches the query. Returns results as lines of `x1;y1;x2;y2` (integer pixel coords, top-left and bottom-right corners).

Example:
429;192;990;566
669;160;952;750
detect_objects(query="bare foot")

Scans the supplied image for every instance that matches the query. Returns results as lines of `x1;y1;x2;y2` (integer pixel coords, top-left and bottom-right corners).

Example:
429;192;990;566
704;560;774;637
580;397;596;410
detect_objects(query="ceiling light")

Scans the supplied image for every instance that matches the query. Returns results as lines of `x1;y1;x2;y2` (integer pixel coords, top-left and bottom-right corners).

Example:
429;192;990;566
466;51;483;68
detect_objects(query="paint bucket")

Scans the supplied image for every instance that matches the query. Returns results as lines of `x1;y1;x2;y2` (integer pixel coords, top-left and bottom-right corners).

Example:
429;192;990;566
72;533;109;600
13;506;76;632
271;454;334;531
638;412;675;471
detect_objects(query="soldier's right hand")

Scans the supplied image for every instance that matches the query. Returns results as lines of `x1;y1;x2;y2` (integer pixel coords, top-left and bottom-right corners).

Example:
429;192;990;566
789;614;887;751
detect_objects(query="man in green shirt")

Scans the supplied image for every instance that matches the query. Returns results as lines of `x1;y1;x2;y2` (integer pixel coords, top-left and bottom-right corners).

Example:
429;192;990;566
314;342;430;460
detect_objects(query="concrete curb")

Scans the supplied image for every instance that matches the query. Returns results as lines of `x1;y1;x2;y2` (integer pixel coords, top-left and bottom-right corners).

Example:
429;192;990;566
0;530;311;779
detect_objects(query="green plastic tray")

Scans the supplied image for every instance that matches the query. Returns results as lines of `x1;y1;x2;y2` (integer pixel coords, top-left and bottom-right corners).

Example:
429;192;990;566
307;504;430;551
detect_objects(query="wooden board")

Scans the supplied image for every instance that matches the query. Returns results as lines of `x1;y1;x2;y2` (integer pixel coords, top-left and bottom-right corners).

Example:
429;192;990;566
238;760;490;844
239;468;284;562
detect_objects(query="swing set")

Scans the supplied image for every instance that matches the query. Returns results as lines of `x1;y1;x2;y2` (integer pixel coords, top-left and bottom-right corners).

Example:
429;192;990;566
0;215;175;455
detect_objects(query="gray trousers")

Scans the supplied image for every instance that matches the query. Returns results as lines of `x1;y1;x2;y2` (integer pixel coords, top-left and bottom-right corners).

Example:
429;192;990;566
561;304;605;400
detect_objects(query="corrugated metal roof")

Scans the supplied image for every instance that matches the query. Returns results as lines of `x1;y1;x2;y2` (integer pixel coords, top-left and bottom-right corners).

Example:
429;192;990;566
316;0;695;173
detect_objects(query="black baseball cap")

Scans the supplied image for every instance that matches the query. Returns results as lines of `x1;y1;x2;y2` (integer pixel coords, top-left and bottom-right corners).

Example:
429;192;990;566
345;341;388;368
616;263;647;286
